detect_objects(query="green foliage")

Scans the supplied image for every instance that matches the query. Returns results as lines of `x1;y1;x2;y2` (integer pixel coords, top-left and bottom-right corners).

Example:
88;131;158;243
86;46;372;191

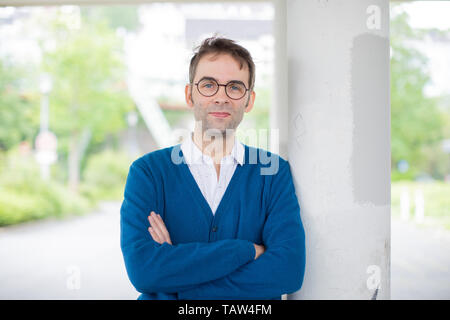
0;59;40;150
391;168;417;182
0;150;90;226
390;4;448;180
419;142;450;180
41;15;135;159
0;8;141;226
80;149;133;201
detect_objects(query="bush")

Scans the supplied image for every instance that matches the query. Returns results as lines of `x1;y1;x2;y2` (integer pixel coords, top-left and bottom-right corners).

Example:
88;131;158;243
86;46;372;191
80;149;133;201
0;190;51;225
0;150;90;226
391;168;417;182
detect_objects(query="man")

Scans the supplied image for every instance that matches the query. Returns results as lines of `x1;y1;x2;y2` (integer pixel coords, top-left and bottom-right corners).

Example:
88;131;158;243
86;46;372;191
120;37;306;300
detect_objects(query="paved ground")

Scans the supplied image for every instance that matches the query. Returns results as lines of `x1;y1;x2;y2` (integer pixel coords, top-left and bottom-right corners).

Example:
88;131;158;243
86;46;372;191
391;217;450;299
0;202;138;299
0;201;449;299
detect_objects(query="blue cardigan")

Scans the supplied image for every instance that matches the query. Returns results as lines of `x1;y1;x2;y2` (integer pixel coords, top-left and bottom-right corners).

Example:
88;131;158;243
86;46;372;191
120;143;306;300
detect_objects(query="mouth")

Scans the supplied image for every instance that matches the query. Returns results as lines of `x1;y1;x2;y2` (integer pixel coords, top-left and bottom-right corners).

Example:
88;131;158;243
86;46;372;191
209;112;230;118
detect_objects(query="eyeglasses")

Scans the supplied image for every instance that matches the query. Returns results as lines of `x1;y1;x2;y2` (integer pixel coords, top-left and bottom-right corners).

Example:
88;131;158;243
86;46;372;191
194;77;250;100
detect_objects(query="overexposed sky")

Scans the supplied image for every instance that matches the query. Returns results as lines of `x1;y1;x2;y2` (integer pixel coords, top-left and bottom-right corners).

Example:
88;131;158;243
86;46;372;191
401;1;450;97
402;1;450;30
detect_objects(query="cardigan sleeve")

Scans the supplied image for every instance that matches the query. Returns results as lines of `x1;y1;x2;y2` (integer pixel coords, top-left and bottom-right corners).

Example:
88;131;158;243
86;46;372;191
177;160;306;299
120;161;256;294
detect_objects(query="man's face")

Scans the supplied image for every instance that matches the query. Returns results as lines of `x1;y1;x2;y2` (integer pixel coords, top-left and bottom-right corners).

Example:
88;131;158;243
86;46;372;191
185;53;256;137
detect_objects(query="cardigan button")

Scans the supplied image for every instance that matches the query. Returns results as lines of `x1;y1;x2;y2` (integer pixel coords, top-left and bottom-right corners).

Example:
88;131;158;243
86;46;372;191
212;226;218;232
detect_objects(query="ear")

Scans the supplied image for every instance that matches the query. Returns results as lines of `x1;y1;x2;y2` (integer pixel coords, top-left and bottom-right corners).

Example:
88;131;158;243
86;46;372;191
185;84;194;108
244;90;256;113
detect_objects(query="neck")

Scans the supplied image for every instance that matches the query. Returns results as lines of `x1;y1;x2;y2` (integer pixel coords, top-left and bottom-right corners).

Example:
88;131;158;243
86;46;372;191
192;128;235;163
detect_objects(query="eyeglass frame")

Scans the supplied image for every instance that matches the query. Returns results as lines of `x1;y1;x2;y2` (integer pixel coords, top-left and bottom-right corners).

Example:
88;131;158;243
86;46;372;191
193;77;251;100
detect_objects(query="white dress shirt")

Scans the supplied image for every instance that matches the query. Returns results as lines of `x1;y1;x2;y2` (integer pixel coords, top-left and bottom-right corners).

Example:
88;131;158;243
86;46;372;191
180;132;245;215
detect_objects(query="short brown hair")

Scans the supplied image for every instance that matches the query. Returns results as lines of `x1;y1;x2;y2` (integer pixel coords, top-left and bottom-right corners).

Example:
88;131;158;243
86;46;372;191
189;36;256;90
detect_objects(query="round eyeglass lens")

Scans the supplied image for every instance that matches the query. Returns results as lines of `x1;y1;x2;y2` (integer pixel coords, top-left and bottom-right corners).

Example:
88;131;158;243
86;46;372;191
226;82;246;99
198;79;218;96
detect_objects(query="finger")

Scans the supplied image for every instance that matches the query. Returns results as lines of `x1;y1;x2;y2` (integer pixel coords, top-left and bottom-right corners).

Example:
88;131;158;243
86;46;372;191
149;212;172;245
148;215;160;236
148;227;163;244
154;213;172;244
149;215;166;243
148;213;162;231
149;227;163;244
148;214;163;244
150;212;171;244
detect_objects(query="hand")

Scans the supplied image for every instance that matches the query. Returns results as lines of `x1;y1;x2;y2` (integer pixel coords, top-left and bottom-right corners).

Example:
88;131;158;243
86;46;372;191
147;211;172;245
253;243;266;260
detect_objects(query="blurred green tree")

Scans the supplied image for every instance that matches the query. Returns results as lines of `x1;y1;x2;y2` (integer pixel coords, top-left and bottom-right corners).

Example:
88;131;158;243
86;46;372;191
41;14;134;192
390;5;446;180
0;59;39;151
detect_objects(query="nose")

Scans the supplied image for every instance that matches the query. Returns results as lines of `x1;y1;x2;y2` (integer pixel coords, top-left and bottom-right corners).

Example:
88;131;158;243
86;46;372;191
214;85;230;104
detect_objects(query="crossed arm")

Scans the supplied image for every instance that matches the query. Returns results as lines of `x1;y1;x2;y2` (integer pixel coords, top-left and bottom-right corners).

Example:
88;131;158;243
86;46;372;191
147;211;266;260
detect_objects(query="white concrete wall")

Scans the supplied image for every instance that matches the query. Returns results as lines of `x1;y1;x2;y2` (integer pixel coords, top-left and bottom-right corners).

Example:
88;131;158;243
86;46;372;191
271;0;288;159
286;0;390;299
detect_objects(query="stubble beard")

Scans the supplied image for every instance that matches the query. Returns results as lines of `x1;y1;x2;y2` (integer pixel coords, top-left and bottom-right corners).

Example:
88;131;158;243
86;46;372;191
191;95;248;140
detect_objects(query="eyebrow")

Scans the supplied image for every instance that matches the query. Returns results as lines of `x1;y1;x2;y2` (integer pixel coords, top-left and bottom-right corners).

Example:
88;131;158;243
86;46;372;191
198;76;246;85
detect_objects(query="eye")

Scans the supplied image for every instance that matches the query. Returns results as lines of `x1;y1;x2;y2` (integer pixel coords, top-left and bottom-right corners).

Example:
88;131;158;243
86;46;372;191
228;82;244;92
200;80;216;89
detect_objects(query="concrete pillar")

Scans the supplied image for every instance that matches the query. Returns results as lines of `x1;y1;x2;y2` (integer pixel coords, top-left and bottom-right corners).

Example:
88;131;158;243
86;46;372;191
286;0;390;299
271;0;288;159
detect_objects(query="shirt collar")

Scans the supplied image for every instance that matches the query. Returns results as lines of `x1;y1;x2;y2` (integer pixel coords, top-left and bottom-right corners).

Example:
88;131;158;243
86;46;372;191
181;132;244;166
